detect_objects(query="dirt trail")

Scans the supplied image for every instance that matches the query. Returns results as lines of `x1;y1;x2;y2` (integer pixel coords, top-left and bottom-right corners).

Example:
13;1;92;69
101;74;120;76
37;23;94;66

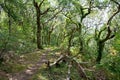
9;49;50;80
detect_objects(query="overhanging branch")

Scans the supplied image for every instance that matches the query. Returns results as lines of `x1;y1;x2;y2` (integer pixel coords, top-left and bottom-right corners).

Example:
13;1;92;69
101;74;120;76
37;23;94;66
45;8;64;23
39;0;45;8
107;0;120;25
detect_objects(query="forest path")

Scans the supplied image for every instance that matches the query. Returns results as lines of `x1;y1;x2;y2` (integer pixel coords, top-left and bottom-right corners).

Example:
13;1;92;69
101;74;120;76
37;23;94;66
9;49;51;80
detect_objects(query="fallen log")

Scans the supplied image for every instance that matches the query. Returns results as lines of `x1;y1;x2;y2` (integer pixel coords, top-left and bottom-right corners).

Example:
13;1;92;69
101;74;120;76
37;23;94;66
66;62;72;80
50;55;67;67
72;60;89;80
49;54;89;80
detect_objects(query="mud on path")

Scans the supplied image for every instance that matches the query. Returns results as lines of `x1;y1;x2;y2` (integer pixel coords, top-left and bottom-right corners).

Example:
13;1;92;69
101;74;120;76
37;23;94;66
8;49;51;80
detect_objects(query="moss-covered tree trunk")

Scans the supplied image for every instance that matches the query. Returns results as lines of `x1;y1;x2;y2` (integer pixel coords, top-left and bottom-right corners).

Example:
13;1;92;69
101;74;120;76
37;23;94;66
96;41;105;64
33;0;42;49
95;27;115;64
36;10;42;49
33;0;49;49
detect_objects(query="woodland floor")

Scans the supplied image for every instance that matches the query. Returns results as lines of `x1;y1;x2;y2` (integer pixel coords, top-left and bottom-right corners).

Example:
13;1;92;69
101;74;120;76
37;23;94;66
0;48;71;80
9;49;50;80
0;49;51;80
0;48;111;80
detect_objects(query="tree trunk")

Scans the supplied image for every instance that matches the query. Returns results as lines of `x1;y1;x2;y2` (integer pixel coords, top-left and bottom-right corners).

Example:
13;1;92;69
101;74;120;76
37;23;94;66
36;10;42;49
78;23;84;54
8;11;11;37
48;31;51;45
33;0;49;49
96;42;104;64
68;35;72;52
32;26;36;43
33;0;43;49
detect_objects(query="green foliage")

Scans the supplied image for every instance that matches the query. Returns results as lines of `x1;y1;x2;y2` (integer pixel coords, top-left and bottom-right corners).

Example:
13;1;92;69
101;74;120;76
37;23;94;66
1;0;25;21
0;62;26;73
0;0;120;79
113;30;120;51
0;76;8;80
99;53;120;79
